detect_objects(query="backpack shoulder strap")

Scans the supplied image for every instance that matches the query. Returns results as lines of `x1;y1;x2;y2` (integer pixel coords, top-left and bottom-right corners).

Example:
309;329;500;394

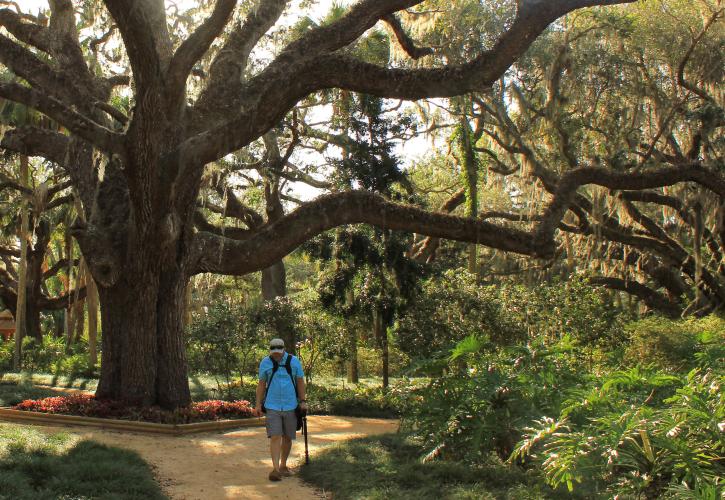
264;355;281;400
285;354;298;398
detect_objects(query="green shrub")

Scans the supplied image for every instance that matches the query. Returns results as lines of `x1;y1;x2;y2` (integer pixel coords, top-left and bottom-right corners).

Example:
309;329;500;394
512;368;724;498
403;335;583;463
3;336;97;378
0;340;12;373
624;315;725;372
186;302;265;394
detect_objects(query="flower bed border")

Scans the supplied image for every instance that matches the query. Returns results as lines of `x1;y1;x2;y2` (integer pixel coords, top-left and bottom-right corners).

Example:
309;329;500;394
0;407;265;435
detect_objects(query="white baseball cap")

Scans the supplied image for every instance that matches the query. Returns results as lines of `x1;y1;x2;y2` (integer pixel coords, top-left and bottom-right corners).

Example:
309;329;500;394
269;338;285;353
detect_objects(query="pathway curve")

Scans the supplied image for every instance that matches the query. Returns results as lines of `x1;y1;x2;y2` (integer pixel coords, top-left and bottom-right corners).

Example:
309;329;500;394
34;416;398;499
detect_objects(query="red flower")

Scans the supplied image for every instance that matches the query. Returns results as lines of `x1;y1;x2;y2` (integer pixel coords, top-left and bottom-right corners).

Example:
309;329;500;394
13;396;254;423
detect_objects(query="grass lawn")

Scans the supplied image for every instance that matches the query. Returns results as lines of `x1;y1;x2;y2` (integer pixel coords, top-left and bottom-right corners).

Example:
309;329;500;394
299;433;565;500
0;423;166;500
0;382;60;407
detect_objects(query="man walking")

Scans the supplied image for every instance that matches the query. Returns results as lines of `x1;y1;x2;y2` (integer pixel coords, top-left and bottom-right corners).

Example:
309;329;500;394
255;338;307;481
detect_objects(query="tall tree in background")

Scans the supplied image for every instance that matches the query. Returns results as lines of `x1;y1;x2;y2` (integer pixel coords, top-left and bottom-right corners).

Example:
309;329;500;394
0;0;662;408
0;157;81;346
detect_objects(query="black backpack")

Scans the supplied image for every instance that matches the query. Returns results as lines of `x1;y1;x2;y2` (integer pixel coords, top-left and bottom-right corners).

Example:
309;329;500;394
262;354;304;431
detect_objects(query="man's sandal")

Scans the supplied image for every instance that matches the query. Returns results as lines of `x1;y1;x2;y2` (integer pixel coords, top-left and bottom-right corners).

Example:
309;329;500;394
279;467;293;476
268;470;282;481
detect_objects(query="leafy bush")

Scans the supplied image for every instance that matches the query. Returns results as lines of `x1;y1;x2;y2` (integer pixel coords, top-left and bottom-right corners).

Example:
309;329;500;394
396;273;627;365
0;340;12;373
0;336;98;377
394;270;524;360
306;381;412;418
186;302;265;393
512;368;724;498
624;315;725;372
403;335;583;463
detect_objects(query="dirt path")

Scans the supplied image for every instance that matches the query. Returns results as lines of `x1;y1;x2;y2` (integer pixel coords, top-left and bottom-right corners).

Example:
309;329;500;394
34;416;398;500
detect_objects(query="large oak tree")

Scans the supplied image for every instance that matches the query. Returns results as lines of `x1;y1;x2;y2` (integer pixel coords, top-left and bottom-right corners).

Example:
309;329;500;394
0;0;654;408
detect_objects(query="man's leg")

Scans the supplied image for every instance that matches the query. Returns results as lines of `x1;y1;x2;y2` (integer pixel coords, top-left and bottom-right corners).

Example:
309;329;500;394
270;435;283;472
280;436;292;472
279;410;296;475
266;411;284;481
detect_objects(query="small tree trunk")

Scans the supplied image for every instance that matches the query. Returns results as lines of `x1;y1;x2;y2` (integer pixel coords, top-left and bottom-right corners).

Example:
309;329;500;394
347;327;359;383
373;308;388;389
71;264;86;344
459;115;478;274
72;298;85;344
13;155;30;370
64;223;74;350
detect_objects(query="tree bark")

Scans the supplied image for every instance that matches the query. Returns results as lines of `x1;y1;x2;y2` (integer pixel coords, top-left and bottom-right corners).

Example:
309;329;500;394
95;269;191;408
13;154;29;369
85;259;99;368
347;326;359;384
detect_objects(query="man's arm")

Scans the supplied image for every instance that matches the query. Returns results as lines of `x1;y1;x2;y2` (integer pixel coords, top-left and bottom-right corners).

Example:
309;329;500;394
296;377;306;412
255;379;266;416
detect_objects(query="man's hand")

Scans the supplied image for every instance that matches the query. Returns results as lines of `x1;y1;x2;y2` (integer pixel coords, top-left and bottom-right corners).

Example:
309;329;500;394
299;402;307;415
254;404;263;417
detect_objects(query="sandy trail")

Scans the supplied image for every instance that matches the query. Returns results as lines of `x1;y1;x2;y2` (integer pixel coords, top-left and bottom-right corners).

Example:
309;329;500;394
33;416;398;500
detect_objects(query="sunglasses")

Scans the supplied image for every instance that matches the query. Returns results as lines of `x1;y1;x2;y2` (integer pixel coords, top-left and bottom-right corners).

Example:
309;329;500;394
269;346;284;350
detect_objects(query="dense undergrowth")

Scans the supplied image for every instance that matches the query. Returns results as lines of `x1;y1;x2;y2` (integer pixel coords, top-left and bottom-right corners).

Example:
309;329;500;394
400;315;724;499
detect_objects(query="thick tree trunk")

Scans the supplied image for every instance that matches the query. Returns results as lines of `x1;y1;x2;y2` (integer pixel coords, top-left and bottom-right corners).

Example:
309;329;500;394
95;269;192;408
262;262;286;300
261;262;294;351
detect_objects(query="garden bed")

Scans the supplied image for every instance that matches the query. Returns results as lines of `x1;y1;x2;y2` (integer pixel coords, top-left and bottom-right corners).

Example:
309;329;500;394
0;394;264;435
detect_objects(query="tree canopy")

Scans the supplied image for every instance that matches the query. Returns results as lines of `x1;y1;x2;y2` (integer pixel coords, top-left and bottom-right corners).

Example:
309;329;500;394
1;0;722;408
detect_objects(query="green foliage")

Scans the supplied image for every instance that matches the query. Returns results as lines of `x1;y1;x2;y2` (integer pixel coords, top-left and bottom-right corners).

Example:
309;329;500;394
186;302;265;394
331;94;413;193
404;303;723;498
0;341;12;373
624;316;725;372
395;270;523;360
403;335;582;463
396;272;625;362
512;368;724;498
305;379;412;418
0;336;96;378
0;423;166;500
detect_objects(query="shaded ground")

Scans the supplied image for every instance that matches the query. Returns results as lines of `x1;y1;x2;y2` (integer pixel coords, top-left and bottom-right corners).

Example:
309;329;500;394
29;416;398;499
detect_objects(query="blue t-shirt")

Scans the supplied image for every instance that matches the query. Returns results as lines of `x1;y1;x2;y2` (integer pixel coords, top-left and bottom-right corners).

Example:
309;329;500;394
259;352;304;411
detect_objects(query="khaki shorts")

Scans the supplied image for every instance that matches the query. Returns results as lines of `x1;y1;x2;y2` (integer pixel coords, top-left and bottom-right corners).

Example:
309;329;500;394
265;409;297;440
